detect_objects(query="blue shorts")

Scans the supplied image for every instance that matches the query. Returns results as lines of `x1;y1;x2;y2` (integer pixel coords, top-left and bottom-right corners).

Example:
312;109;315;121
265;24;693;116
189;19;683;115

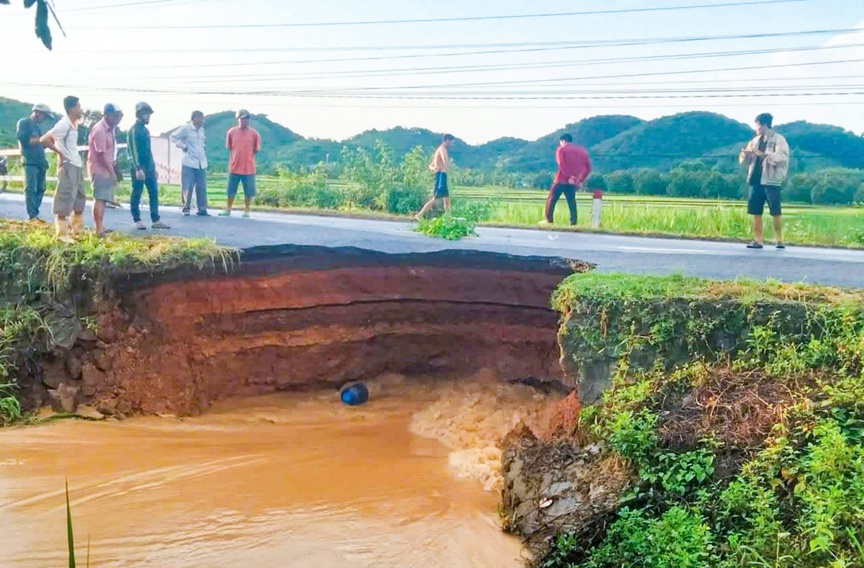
433;171;449;198
227;173;256;198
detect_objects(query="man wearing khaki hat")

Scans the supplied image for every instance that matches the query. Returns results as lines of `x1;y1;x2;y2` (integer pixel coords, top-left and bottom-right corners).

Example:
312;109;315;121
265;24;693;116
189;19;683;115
220;109;261;218
16;103;52;222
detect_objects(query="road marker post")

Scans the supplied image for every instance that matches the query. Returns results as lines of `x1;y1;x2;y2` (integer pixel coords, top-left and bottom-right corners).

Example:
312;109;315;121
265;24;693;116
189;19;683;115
591;190;603;228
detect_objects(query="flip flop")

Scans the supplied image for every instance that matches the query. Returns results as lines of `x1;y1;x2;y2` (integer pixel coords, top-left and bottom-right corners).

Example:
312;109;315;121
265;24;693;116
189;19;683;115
775;243;786;249
746;241;764;249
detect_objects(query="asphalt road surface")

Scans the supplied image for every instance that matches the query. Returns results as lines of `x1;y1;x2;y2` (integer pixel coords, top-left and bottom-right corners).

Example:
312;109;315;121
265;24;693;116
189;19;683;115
2;193;863;288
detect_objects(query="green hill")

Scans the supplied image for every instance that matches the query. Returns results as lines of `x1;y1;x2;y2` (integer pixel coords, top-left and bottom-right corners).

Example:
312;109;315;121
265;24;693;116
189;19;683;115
503;115;644;173
590;111;754;172
776;121;864;170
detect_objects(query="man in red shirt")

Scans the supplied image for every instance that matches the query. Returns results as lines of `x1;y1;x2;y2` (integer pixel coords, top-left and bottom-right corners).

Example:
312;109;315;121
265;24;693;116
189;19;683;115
220;109;262;218
542;133;591;226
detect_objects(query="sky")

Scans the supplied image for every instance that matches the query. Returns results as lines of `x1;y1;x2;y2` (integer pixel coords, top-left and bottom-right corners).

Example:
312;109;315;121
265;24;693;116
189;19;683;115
1;0;863;144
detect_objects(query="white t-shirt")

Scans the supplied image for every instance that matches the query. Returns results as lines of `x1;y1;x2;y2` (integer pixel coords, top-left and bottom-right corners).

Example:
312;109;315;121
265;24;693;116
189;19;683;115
49;116;83;168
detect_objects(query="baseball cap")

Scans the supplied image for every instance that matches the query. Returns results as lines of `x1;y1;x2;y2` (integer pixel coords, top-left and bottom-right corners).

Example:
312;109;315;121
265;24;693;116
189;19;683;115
31;103;52;115
135;102;154;116
104;103;122;114
236;109;251;119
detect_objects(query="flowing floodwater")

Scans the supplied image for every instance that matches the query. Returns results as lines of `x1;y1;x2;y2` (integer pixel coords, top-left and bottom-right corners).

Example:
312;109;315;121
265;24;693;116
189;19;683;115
0;373;556;567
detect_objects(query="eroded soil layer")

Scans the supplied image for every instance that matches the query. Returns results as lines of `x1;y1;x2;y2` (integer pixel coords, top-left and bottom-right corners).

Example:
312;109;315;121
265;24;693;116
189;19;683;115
38;246;586;415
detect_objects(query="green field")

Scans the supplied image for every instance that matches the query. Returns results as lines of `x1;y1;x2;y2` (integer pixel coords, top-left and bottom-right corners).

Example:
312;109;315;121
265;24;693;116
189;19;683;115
5;175;863;247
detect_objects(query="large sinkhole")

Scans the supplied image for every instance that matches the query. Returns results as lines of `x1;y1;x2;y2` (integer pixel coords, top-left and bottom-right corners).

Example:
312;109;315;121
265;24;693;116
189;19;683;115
40;245;590;416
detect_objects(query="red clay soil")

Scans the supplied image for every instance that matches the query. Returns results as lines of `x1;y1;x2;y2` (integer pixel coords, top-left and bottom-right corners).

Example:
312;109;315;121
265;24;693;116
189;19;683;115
85;248;585;415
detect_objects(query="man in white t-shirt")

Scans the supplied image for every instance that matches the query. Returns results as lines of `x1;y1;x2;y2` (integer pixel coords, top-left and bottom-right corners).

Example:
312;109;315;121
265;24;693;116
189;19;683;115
40;95;85;242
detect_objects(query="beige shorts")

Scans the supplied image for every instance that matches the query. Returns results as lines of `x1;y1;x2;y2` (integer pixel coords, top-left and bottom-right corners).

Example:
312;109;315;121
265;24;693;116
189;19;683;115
91;174;117;203
52;164;86;216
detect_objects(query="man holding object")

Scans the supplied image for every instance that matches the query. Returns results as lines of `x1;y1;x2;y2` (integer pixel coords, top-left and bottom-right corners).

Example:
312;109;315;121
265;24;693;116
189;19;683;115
88;103;123;237
739;112;789;249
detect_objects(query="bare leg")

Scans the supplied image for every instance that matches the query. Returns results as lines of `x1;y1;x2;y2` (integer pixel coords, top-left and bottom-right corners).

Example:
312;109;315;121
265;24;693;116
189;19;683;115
443;197;451;213
772;215;782;244
225;196;235;211
93;200;106;235
244;195;252;214
414;197;438;220
752;215;764;244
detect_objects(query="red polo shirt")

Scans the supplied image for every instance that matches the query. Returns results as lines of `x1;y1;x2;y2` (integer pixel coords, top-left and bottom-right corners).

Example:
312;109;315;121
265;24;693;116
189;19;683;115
554;143;592;185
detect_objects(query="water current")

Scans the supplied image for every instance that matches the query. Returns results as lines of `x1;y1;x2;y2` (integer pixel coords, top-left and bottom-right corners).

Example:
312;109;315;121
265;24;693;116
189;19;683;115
0;372;556;567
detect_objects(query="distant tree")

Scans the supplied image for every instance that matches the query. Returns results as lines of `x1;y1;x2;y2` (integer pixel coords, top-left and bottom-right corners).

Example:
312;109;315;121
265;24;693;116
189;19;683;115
809;169;864;205
585;173;607;191
531;171;554;189
668;165;705;198
701;172;741;199
785;173;815;204
606;171;636;194
634;169;669;195
1;0;63;50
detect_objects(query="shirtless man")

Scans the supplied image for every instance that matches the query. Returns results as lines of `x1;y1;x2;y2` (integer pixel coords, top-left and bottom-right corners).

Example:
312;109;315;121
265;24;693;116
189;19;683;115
414;134;454;220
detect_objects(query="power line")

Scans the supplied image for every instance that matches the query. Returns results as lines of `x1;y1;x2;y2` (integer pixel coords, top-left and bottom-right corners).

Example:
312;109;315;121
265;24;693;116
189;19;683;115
73;0;804;30
128;42;864;85
84;28;864;73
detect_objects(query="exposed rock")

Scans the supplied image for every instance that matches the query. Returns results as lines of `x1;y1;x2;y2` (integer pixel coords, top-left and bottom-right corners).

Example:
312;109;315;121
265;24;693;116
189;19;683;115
75;405;105;420
76;328;98;343
48;383;79;413
41;358;68;389
96;402;126;420
44;304;80;350
92;349;113;372
501;426;630;556
65;354;83;380
81;364;105;396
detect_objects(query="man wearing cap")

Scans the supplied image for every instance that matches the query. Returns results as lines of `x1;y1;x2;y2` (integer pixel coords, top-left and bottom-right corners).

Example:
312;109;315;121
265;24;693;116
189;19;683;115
220;109;261;218
88;104;124;236
16;103;52;222
170;110;209;216
128;102;170;230
41;95;86;243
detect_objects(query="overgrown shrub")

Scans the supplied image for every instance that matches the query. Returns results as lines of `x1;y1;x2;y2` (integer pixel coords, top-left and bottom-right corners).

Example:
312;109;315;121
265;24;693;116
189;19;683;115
340;141;430;213
538;274;864;568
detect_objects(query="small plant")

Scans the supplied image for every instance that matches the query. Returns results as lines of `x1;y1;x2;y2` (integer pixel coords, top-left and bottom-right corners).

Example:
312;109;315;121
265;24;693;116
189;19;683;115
415;213;478;240
66;479;76;568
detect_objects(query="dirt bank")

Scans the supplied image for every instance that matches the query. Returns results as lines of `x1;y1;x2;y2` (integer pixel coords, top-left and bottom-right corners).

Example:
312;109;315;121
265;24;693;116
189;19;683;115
21;245;591;416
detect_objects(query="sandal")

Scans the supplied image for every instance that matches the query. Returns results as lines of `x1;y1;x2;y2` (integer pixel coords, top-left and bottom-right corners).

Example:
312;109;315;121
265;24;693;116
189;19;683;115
746;241;764;249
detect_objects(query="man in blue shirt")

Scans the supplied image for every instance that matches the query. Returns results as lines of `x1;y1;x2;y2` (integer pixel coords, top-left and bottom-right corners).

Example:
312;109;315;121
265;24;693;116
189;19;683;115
16;103;52;222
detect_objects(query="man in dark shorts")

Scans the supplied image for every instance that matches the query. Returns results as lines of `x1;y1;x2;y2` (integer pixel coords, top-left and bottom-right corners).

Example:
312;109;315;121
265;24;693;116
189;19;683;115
16;103;52;223
414;134;454;220
220;109;261;218
541;133;591;226
739;112;789;249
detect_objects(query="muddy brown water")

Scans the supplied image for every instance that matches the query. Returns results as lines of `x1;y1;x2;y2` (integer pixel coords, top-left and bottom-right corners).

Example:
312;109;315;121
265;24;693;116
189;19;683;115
0;374;556;567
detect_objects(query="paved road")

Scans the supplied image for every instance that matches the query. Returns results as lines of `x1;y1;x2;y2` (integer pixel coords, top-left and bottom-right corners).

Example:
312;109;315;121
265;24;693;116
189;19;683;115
2;193;864;287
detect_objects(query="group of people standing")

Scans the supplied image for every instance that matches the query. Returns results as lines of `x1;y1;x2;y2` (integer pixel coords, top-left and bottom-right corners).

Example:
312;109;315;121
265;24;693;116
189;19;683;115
17;100;788;249
16;97;262;240
415;112;789;250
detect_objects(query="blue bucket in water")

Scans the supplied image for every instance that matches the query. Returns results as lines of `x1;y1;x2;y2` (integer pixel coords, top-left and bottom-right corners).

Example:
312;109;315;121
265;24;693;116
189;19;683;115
340;383;369;406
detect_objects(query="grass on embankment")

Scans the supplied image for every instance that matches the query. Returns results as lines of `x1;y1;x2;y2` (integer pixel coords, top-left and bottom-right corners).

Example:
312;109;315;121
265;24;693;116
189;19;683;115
534;272;864;568
0;220;237;425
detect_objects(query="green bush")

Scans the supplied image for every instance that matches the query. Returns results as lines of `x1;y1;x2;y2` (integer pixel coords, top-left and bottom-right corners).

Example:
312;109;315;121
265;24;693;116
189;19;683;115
414;214;477;240
340;141;430;214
